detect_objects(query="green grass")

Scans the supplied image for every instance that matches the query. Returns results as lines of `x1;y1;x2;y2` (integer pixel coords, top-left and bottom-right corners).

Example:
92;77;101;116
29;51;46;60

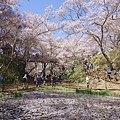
0;93;3;98
11;91;23;97
37;87;120;97
0;91;23;98
76;89;110;96
37;86;76;92
76;89;119;97
0;87;119;99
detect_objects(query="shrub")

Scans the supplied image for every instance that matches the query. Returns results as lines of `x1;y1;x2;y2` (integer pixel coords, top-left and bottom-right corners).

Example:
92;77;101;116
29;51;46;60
12;91;23;97
67;64;86;83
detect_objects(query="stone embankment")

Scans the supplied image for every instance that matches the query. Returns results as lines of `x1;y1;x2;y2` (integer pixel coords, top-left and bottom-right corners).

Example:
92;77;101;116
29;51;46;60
0;91;120;120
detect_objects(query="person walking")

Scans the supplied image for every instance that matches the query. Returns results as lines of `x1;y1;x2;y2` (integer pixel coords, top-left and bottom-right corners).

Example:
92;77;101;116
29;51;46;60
0;75;2;83
86;75;89;88
43;76;47;86
22;74;27;89
51;75;56;87
34;73;37;87
36;74;43;87
106;66;112;80
89;64;93;71
113;67;118;82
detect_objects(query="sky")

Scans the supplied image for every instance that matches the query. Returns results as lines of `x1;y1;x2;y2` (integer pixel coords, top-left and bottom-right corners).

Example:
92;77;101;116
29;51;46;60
18;0;66;38
19;0;65;16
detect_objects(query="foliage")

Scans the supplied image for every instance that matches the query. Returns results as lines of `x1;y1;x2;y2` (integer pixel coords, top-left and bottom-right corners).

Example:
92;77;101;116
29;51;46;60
0;93;3;98
0;54;26;91
0;91;23;98
67;64;86;83
0;55;25;82
109;49;120;69
90;53;107;69
90;49;120;70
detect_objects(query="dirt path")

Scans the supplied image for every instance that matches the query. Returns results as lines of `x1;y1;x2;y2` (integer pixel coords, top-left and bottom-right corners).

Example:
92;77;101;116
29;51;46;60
1;77;120;96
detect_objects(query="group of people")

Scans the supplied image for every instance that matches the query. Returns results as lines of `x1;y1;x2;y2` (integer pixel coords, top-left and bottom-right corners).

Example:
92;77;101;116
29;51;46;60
106;65;118;81
83;60;94;72
85;65;119;89
21;73;62;89
34;74;62;88
21;62;118;90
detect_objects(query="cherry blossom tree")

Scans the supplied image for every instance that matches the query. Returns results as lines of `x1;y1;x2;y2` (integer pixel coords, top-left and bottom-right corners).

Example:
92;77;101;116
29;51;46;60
1;0;120;81
19;8;63;75
105;16;120;49
54;0;120;68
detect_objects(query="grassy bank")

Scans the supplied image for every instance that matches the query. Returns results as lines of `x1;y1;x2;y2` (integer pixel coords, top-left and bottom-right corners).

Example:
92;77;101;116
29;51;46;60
0;86;119;98
76;89;120;97
37;86;76;92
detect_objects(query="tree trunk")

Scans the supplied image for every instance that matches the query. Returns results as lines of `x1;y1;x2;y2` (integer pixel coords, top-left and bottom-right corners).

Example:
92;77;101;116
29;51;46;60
50;63;54;75
28;62;37;74
101;48;113;69
42;62;47;77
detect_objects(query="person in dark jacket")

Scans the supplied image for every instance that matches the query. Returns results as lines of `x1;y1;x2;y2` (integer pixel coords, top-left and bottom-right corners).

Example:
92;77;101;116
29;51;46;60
36;74;43;87
51;75;56;87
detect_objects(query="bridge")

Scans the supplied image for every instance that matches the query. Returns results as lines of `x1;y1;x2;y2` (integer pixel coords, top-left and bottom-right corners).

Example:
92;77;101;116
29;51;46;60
29;54;58;63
